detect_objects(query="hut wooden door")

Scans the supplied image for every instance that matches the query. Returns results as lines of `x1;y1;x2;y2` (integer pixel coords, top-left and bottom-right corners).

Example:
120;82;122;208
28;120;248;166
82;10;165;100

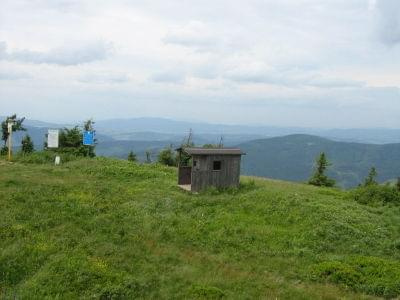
178;166;192;185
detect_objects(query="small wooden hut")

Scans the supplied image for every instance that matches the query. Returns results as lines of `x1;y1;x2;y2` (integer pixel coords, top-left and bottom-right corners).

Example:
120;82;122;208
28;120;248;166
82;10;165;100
176;147;245;192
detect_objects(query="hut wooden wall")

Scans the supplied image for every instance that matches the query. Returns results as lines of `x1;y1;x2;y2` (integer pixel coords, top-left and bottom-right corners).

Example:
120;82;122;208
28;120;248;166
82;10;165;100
191;154;241;192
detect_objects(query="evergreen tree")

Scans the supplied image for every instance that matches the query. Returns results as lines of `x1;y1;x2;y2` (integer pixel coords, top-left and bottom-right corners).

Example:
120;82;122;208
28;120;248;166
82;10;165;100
364;167;378;186
44;120;97;157
127;151;137;162
158;147;176;166
59;126;82;149
396;177;400;192
84;119;95;131
21;135;34;154
53;119;96;157
308;152;335;187
145;150;152;163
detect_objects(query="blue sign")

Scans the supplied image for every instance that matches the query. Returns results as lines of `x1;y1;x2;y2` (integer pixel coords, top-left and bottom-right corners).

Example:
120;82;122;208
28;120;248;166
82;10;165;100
83;131;95;146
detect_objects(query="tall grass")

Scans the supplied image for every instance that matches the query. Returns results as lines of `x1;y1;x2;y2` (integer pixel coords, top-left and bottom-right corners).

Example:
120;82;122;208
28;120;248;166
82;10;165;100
1;157;399;298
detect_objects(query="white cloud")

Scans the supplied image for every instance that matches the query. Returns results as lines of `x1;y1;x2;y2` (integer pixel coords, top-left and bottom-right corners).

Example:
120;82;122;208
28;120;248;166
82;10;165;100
150;71;186;84
0;70;31;80
78;72;130;84
163;21;221;52
0;40;112;66
375;0;400;45
0;0;400;127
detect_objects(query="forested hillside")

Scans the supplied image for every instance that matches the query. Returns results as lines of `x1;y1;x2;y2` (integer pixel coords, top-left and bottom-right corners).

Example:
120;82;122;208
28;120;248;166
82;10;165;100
240;134;400;188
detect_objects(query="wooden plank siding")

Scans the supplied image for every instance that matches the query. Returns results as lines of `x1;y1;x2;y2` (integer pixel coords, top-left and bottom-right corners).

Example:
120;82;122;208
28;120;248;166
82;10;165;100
191;154;241;192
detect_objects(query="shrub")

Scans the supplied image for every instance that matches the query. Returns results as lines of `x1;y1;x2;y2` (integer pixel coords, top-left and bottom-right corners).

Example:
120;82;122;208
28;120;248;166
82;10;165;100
0;146;8;156
350;184;400;206
21;135;34;154
189;285;226;299
312;256;400;298
57;126;95;157
13;151;81;164
127;151;137;162
157;148;176;166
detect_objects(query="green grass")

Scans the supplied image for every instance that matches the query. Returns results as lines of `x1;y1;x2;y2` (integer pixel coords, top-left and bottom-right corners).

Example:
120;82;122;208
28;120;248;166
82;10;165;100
1;156;400;299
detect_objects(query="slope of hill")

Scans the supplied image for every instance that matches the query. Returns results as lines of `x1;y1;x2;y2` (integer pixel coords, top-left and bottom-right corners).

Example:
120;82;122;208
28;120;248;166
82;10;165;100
1;157;400;298
239;134;400;188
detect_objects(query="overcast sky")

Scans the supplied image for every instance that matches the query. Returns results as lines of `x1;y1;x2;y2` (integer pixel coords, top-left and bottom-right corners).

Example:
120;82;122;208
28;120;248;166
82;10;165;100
1;0;399;128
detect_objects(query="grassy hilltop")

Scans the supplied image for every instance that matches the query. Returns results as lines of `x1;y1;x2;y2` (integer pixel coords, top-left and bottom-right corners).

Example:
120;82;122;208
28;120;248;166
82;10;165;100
1;156;400;299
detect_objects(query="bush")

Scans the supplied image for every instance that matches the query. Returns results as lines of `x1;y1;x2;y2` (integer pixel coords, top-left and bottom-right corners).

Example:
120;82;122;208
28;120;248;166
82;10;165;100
350;184;400;206
48;122;96;158
157;148;176;166
1;146;8;156
127;151;137;162
13;151;81;164
312;256;400;298
189;285;226;299
21;135;34;154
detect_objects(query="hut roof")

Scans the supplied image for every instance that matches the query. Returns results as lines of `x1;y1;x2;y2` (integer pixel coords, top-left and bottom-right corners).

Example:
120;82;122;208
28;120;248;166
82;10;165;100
183;147;245;156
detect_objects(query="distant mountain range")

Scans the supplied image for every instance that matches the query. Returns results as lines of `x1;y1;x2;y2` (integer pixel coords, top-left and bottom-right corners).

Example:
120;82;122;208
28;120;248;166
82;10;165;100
94;117;400;144
3;116;400;144
2;116;400;188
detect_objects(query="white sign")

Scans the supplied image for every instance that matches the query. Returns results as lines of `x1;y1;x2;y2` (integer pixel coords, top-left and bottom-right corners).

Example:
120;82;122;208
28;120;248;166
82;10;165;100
48;129;59;148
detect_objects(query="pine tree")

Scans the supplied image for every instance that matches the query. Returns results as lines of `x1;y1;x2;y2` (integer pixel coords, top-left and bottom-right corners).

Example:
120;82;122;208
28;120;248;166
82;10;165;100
396;177;400;192
145;150;152;163
52;119;96;158
21;135;34;154
308;152;335;187
364;167;378;186
127;151;137;162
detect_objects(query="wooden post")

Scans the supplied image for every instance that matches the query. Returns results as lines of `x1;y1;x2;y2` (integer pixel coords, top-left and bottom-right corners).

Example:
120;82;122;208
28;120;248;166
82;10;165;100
7;122;12;161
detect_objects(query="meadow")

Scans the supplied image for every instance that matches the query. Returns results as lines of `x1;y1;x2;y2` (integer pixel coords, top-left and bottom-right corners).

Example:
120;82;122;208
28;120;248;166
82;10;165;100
1;155;400;299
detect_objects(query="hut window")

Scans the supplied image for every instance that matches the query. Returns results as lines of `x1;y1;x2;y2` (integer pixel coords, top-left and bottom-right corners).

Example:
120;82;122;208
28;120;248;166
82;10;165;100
193;160;198;167
213;160;222;171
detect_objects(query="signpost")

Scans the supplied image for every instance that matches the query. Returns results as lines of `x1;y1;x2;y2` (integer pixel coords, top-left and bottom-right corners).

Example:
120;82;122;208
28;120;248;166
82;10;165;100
83;131;95;146
47;129;59;148
7;121;14;161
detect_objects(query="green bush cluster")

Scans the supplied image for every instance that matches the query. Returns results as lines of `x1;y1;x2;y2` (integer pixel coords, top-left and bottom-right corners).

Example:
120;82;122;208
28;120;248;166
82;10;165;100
189;285;226;299
11;151;81;164
350;184;400;206
157;147;177;166
312;256;400;298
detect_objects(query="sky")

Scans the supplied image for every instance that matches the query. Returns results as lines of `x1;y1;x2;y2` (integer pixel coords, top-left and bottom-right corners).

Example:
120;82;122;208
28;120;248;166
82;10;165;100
0;0;400;128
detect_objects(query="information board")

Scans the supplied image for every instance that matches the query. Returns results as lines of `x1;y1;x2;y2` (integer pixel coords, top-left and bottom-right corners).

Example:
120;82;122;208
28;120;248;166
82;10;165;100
47;129;59;148
83;131;95;146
